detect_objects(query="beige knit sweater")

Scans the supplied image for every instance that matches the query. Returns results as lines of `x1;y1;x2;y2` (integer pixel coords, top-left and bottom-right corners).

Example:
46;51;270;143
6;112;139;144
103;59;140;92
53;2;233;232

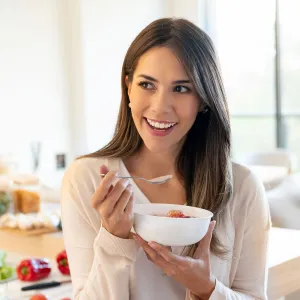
61;157;271;300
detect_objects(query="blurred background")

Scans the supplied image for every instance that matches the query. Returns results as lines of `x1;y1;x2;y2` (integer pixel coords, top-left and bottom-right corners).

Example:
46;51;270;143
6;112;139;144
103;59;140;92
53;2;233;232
1;0;300;185
0;1;300;299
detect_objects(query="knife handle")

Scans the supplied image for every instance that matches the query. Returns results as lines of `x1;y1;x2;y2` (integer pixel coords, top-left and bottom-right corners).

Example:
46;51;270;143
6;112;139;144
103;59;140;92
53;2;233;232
21;281;60;291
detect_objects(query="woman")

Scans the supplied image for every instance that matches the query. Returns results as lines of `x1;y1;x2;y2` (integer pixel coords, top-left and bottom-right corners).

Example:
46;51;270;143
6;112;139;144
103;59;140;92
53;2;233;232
61;18;271;300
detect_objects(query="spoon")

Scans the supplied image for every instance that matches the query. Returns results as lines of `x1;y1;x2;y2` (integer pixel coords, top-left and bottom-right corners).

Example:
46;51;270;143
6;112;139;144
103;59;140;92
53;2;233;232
100;174;172;185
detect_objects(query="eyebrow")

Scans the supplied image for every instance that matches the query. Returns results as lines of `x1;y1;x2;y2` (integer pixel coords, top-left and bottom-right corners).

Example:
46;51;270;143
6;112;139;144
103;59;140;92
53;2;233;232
137;74;191;84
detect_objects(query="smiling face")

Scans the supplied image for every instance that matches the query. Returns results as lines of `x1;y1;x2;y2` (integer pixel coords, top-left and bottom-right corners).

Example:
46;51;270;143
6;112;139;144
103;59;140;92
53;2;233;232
127;46;200;154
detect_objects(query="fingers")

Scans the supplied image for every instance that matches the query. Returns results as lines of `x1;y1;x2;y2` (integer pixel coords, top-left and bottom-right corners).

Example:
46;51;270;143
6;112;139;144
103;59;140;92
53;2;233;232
134;235;161;261
100;165;109;176
134;235;177;275
99;179;130;216
149;242;199;274
149;242;186;265
124;194;134;215
114;185;133;212
195;220;216;258
105;179;130;205
92;166;117;209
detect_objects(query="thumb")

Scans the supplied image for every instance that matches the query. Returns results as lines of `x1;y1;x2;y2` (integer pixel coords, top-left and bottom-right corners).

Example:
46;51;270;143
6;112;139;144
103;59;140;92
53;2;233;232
100;165;109;176
195;220;216;258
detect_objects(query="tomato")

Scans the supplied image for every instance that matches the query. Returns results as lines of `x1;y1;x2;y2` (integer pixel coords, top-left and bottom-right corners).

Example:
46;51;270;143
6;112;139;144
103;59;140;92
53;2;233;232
30;294;48;300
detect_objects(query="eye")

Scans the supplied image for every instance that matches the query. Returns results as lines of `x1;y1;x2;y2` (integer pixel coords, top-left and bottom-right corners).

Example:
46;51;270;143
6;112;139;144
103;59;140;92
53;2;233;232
173;85;191;93
138;81;154;90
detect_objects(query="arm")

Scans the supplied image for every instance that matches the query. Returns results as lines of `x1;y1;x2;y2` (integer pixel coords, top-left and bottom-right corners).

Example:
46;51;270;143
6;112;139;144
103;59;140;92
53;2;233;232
61;160;139;300
188;172;271;300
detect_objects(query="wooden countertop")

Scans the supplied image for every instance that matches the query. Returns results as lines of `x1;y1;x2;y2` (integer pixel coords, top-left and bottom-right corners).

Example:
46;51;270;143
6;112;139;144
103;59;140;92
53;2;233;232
1;227;300;299
0;228;64;260
267;227;300;299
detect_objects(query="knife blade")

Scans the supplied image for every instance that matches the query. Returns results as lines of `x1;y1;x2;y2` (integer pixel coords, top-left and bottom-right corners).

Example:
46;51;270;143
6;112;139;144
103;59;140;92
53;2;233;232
21;279;71;291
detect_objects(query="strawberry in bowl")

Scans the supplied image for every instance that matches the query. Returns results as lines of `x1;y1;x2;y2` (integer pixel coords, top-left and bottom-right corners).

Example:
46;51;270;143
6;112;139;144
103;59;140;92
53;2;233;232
166;210;191;218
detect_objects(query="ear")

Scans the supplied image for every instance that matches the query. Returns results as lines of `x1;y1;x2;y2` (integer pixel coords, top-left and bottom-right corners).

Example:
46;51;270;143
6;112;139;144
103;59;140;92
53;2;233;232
199;102;209;113
125;75;132;95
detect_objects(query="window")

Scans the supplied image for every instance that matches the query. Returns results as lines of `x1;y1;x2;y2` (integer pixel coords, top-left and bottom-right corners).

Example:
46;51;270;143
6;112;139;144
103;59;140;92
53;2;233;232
280;0;300;162
206;0;300;163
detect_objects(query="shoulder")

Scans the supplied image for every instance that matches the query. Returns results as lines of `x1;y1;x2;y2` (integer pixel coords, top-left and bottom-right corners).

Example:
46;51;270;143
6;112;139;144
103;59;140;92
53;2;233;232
61;156;121;223
61;156;121;204
62;156;120;187
232;162;264;196
231;162;268;216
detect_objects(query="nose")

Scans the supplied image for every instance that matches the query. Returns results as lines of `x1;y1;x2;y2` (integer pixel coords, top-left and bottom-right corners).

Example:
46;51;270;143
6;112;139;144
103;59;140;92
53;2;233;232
150;89;172;114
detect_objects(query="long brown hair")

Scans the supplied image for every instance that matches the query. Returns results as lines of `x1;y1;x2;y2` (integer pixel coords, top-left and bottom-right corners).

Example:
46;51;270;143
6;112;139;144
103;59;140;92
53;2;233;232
81;18;232;258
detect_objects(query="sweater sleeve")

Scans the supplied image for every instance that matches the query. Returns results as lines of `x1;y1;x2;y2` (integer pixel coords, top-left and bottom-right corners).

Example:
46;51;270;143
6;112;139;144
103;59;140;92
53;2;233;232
186;171;271;300
61;159;140;300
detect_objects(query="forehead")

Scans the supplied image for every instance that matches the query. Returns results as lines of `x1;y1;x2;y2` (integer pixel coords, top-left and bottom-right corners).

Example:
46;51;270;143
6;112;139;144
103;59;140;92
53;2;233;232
133;46;189;80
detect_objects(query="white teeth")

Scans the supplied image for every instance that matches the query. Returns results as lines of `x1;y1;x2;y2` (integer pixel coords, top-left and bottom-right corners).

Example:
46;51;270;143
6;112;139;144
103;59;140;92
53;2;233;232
146;118;176;129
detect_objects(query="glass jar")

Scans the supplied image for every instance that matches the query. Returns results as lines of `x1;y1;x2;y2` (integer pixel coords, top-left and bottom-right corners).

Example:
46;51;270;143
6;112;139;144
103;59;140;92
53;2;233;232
11;174;40;214
0;154;17;176
0;180;12;216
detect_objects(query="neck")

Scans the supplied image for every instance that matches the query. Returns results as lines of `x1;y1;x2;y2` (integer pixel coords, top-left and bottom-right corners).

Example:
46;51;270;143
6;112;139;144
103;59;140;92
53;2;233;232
125;145;178;178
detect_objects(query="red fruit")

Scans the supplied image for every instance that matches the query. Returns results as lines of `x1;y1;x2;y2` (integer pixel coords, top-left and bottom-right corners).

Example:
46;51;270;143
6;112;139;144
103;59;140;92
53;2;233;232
17;259;51;281
56;250;70;275
167;210;186;218
30;294;48;300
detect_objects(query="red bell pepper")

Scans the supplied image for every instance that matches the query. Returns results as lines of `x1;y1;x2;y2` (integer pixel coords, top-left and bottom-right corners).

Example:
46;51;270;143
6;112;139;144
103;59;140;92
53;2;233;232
56;250;70;275
16;259;51;281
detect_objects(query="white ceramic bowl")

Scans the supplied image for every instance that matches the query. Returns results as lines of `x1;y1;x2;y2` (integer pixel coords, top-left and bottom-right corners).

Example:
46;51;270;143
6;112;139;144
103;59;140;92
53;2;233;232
133;204;213;246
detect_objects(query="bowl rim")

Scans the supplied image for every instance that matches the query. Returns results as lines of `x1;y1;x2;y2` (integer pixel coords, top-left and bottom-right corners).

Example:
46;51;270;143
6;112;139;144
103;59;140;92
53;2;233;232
134;203;213;219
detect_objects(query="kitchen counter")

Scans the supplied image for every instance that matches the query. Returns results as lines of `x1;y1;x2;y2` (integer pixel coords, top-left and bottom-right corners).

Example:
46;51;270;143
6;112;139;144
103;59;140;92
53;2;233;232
3;251;72;300
0;229;64;259
1;226;300;299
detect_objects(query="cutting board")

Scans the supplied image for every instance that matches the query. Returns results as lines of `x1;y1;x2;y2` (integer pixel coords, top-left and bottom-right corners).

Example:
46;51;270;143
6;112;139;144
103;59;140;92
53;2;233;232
0;226;60;236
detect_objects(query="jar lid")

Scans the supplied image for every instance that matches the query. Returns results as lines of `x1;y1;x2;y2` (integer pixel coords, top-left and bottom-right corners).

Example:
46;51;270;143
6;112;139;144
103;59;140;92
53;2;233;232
12;174;40;185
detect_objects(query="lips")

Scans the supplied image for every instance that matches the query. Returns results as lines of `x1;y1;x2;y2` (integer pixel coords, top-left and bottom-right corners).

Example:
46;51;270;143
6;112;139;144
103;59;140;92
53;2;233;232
144;118;177;137
145;118;177;130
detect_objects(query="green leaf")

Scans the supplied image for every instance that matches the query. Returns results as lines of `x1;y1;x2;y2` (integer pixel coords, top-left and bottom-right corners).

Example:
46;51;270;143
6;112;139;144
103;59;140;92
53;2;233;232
0;250;7;268
0;266;14;280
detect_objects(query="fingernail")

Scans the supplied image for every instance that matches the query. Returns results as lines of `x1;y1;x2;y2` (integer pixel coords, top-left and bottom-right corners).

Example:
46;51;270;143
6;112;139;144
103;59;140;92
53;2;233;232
121;178;129;186
127;184;133;192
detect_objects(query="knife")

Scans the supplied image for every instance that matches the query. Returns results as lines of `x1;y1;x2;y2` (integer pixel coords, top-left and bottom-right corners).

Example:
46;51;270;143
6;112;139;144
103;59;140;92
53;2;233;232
21;279;71;291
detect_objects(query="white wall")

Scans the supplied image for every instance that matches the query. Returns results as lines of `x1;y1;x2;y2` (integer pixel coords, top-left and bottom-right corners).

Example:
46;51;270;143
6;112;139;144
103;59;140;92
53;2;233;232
80;0;170;152
61;0;88;159
0;0;204;185
168;0;206;26
0;0;70;177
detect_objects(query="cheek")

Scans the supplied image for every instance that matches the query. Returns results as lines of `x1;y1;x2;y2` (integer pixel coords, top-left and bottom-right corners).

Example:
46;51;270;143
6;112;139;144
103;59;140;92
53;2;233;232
129;89;149;115
130;101;144;119
176;99;199;124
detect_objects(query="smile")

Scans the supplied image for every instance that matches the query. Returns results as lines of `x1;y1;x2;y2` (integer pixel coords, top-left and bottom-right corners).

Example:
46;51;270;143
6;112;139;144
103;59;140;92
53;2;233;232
145;118;177;130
